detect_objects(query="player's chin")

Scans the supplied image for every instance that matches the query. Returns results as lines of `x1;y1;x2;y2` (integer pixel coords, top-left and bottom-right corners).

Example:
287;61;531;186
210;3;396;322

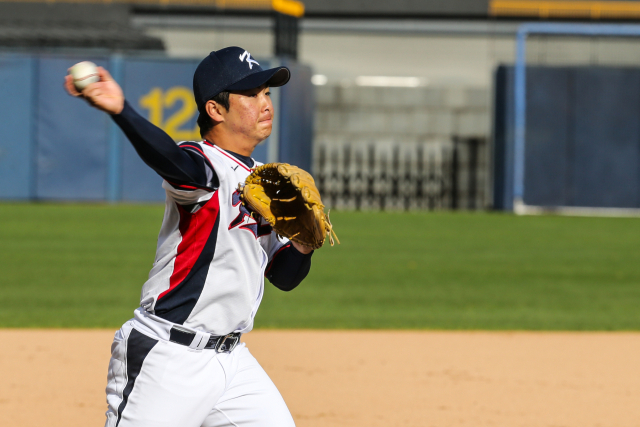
256;122;272;138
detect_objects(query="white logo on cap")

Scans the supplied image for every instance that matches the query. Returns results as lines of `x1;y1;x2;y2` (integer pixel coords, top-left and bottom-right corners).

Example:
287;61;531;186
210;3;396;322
239;51;259;70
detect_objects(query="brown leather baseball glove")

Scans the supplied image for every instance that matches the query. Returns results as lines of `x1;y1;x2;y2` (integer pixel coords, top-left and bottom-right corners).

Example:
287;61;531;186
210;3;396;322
239;163;338;250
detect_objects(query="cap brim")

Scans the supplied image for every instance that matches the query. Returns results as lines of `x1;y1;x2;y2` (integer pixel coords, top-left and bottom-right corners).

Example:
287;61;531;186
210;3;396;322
226;66;290;91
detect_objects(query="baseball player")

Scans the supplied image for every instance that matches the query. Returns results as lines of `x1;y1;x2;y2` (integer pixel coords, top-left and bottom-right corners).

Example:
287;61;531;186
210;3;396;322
64;47;314;427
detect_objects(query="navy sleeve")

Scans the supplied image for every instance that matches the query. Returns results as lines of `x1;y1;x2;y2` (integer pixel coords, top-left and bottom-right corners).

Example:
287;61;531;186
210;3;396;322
265;244;313;292
111;101;215;188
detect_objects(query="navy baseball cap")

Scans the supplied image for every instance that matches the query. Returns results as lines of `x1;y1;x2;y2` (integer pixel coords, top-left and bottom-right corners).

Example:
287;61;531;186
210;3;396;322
193;46;290;110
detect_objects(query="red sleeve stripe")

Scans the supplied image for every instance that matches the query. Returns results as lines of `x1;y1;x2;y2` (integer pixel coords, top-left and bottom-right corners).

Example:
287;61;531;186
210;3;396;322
179;142;215;172
179;143;206;157
165;180;213;192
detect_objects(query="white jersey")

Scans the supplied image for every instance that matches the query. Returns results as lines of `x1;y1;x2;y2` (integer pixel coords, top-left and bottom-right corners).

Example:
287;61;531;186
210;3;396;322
139;141;288;335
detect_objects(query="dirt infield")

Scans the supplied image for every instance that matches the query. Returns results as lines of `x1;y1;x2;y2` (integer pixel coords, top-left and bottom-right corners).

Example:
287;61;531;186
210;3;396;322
1;330;639;427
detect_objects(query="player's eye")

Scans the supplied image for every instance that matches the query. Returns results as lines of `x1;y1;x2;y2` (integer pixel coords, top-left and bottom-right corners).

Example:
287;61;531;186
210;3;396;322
266;91;271;96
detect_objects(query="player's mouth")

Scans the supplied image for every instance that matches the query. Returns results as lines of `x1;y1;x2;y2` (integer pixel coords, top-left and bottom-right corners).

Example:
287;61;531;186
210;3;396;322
258;116;272;126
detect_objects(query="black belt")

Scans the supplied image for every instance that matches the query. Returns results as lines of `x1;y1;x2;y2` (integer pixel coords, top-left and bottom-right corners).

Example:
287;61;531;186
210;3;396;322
169;326;241;353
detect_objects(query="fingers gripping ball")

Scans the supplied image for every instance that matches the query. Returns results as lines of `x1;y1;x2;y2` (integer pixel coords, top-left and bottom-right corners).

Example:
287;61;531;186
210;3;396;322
240;163;339;250
69;61;100;91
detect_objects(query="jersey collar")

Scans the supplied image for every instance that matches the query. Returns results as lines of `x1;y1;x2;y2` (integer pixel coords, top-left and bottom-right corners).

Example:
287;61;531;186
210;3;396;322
204;140;255;170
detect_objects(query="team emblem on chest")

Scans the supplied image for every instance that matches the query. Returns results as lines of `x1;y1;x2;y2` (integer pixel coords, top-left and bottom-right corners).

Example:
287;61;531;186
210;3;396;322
229;190;272;238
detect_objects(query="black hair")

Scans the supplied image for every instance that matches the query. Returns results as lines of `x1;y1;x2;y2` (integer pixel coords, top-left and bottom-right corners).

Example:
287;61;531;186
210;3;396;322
197;91;230;138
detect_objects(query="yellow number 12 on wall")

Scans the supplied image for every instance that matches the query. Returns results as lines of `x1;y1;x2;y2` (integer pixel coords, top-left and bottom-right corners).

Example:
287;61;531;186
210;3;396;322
139;86;201;141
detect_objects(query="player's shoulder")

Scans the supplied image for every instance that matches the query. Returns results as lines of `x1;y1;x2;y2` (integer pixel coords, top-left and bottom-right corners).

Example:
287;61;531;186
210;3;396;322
177;139;206;149
177;140;235;181
176;140;206;155
177;140;221;162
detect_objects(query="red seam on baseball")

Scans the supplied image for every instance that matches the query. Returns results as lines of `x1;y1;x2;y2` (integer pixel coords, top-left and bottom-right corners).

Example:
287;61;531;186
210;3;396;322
75;74;99;81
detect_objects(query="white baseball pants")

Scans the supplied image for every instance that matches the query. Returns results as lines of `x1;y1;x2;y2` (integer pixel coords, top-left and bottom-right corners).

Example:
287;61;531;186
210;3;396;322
104;311;295;427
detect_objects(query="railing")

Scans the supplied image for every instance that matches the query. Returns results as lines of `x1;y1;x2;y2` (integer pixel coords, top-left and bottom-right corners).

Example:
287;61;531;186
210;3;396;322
313;138;488;211
490;1;640;20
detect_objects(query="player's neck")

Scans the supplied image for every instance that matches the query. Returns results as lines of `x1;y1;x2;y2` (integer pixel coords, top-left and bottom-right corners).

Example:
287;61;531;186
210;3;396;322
204;129;259;157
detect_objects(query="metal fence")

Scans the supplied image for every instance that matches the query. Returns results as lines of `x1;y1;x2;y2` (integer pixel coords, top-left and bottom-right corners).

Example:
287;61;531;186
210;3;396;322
313;138;489;211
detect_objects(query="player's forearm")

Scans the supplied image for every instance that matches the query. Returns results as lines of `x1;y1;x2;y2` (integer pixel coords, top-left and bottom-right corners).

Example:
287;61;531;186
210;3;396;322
111;101;209;186
291;240;313;254
265;244;313;291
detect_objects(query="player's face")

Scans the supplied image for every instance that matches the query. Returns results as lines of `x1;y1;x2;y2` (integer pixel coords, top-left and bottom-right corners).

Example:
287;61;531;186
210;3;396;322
225;85;273;144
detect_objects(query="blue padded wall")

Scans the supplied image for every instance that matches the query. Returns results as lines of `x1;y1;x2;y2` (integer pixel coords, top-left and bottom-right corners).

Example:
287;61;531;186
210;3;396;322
493;66;515;211
494;65;640;210
35;56;111;200
0;53;315;203
524;67;572;207
572;68;640;208
0;56;35;199
278;60;314;172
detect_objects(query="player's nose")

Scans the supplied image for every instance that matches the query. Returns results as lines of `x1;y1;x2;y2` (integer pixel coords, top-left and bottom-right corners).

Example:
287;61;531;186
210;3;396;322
261;96;272;112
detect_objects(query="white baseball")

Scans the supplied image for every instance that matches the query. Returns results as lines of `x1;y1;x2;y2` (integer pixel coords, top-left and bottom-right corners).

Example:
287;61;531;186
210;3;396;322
69;61;100;91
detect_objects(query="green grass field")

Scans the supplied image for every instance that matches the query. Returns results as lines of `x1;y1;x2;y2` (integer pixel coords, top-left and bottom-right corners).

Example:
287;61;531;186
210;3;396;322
1;202;640;330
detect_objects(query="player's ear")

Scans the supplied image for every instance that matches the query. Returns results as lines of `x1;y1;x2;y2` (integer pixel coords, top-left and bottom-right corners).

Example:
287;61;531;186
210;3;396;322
206;100;225;123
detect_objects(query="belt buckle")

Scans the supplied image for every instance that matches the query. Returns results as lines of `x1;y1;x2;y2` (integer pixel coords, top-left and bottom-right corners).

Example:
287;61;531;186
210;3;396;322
215;334;239;353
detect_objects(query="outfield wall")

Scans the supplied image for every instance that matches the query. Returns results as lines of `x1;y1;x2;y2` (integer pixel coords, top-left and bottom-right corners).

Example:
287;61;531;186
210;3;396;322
494;65;640;211
0;53;314;202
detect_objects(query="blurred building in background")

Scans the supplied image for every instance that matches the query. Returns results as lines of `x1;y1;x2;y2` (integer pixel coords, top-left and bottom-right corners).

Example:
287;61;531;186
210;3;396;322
2;0;640;211
0;2;163;50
